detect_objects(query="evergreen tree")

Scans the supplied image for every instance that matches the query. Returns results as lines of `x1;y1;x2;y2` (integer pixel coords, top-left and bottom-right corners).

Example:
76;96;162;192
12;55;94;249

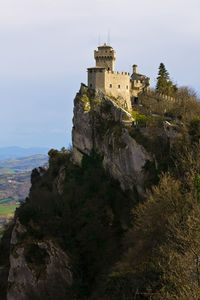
156;63;177;97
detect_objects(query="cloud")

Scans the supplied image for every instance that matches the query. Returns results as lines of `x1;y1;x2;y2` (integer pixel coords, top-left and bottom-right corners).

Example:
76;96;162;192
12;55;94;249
1;0;199;34
1;0;200;147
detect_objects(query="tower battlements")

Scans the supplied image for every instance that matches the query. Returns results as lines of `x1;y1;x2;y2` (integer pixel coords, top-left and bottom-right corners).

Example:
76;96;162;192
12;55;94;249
87;44;150;110
94;43;116;71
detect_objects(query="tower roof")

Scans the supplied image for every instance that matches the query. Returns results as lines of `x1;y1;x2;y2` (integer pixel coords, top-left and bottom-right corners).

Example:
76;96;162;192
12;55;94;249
97;43;113;49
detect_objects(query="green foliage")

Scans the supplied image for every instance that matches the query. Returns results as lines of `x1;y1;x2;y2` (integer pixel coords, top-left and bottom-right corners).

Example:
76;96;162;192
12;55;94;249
15;150;136;299
132;113;163;127
156;63;177;97
0;204;18;215
107;143;200;299
137;87;200;128
109;172;200;299
48;148;68;175
132;113;149;126
3;84;200;299
188;117;200;144
81;94;91;112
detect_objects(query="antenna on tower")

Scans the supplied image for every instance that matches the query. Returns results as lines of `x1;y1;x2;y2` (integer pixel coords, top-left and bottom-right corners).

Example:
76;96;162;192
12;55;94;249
98;34;101;46
107;30;111;46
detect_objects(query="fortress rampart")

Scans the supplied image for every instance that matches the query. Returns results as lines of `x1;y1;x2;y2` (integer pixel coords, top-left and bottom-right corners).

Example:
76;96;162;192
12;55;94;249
87;44;150;111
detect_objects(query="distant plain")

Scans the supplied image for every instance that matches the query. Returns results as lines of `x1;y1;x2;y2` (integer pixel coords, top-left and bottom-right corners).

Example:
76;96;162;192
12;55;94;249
0;153;48;237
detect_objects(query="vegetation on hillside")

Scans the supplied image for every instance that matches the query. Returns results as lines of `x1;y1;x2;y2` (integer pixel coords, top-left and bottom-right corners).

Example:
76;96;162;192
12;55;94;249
0;155;48;174
11;149;136;299
0;155;48;240
0;155;48;202
1;83;200;299
0;204;19;239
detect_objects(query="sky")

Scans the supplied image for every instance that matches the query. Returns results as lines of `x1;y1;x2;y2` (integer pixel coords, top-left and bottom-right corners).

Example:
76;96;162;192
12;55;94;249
0;0;200;149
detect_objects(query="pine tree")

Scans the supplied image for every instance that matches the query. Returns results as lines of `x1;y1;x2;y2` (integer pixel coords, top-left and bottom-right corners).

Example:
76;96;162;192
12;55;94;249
156;63;177;96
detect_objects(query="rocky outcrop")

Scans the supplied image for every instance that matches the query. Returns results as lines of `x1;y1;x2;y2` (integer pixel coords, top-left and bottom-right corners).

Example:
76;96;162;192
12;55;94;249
7;219;73;300
72;84;152;194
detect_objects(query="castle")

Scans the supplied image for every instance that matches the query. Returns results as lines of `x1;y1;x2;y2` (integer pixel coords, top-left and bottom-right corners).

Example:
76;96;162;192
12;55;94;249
87;43;150;111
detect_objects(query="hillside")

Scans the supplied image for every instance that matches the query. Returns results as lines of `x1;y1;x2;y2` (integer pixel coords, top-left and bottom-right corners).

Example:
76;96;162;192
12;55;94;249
0;154;48;175
1;86;200;299
0;155;48;240
0;147;48;161
0;155;48;202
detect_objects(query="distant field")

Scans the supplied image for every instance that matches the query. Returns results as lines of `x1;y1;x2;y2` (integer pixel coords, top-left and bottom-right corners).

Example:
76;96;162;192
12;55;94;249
0;198;16;205
0;204;19;215
0;153;48;239
0;168;16;175
0;203;19;239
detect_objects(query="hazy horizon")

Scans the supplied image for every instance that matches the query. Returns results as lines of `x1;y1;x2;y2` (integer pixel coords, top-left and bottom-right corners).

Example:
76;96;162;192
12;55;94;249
1;0;200;148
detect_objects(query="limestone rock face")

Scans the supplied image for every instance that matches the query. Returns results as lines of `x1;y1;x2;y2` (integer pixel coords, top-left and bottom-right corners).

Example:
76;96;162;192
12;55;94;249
7;219;73;300
72;84;152;194
54;165;66;195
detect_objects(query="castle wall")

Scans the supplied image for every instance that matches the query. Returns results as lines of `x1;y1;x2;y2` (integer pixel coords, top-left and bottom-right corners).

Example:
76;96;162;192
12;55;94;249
130;80;144;98
87;44;150;112
104;71;131;110
88;69;106;92
130;73;150;99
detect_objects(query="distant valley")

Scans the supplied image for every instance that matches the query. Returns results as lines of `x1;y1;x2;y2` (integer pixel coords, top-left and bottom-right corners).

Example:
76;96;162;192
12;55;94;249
0;146;48;161
0;154;48;175
0;154;48;237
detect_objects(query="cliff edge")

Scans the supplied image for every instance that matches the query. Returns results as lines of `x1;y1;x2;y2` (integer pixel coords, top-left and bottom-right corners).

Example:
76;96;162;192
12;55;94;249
72;84;152;195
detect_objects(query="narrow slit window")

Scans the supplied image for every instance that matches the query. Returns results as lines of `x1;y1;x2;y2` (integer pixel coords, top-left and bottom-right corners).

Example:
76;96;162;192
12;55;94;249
110;84;112;88
126;85;129;89
118;85;120;89
90;84;92;88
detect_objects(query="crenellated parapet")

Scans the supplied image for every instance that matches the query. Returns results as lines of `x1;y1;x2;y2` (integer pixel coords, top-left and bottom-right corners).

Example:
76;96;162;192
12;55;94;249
94;43;116;71
106;71;130;76
87;44;150;111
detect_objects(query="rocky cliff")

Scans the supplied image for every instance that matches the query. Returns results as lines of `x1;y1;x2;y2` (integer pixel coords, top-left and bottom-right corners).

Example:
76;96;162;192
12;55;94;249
1;81;199;299
7;219;72;300
0;85;168;300
72;84;152;195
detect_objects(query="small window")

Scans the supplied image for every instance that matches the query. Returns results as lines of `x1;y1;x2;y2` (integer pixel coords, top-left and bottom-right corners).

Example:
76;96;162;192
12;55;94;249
90;84;92;88
118;85;120;89
109;84;112;88
89;70;92;73
126;85;129;89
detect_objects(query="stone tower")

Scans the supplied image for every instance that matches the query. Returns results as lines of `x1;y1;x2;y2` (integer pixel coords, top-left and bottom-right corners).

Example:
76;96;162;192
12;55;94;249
94;43;116;71
87;44;150;111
